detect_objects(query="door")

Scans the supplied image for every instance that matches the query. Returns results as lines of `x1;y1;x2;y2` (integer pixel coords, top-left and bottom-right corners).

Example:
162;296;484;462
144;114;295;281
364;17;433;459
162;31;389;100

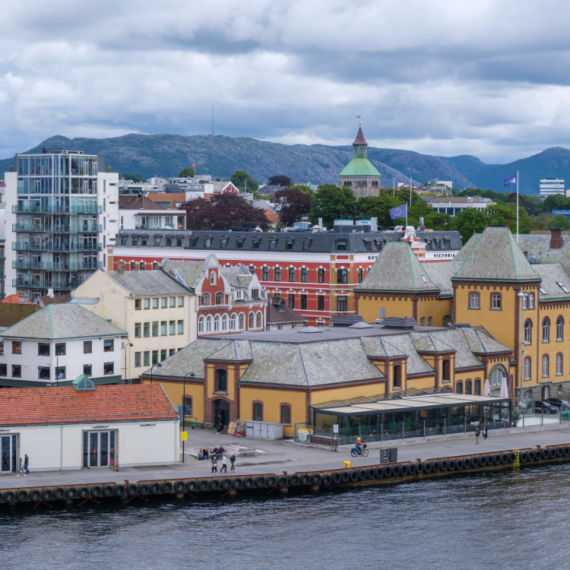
213;400;230;429
1;435;17;473
83;431;116;468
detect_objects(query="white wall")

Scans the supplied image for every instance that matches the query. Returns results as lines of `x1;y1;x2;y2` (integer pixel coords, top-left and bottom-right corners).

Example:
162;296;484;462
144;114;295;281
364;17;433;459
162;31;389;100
4;171;18;296
98;172;119;269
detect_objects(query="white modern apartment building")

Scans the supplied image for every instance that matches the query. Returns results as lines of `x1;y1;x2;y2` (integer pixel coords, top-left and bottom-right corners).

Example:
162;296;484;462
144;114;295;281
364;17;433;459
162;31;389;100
4;148;119;300
540;178;565;198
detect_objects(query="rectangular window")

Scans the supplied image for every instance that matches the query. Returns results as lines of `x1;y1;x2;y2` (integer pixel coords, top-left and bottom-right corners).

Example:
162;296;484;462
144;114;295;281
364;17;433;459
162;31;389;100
491;293;502;310
152;298;159;309
288;294;295;309
143;351;150;366
428;317;433;326
134;352;141;367
161;297;167;309
12;365;21;378
337;296;348;312
469;292;480;309
161;321;167;336
357;268;363;283
83;341;92;354
104;339;114;352
152;350;158;365
144;298;150;310
0;364;6;376
262;267;269;281
288;268;295;282
169;348;176;357
303;240;311;251
160;349;167;361
318;269;325;283
275;268;281;282
0;342;4;355
55;367;65;380
135;299;141;310
301;294;307;310
169;297;176;307
38;343;50;356
301;268;308;283
178;320;184;334
169;320;175;335
253;403;263;421
104;362;114;375
143;323;150;337
38;366;50;380
318;296;325;311
152;322;159;337
12;341;22;355
281;405;291;424
134;323;141;338
83;364;92;376
178;297;184;307
56;343;66;356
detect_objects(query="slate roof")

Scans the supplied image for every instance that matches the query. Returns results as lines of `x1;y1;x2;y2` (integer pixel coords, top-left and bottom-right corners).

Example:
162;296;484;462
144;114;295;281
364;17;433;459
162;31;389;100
0;384;177;426
107;269;190;297
532;264;570;301
36;294;72;307
267;296;306;325
518;234;569;264
452;227;540;282
356;242;439;293
161;259;206;290
118;195;167;210
0;304;127;340
0;303;38;328
423;261;461;297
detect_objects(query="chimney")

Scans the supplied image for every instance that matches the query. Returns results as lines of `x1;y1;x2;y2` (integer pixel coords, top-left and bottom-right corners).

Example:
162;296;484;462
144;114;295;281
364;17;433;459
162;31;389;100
550;228;563;250
47;288;55;299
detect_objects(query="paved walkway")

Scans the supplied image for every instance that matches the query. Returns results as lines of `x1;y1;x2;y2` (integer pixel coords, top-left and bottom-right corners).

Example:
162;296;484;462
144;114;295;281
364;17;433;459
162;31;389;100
3;427;570;490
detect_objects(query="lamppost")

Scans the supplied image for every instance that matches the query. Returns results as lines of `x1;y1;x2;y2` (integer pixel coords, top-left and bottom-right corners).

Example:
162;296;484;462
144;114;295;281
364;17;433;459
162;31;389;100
149;362;162;384
124;342;133;384
181;372;195;463
517;291;528;409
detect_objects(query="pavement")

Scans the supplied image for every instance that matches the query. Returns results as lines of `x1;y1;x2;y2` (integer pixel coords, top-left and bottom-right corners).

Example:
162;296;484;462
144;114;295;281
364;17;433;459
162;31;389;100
3;427;570;490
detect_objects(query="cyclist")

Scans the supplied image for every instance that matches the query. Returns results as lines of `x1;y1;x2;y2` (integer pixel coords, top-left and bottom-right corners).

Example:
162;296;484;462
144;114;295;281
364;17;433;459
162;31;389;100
355;436;364;455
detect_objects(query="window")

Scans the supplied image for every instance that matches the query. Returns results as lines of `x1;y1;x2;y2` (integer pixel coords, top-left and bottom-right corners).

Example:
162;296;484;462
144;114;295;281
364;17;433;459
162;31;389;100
286;240;294;250
130;261;137;271
256;312;262;328
528;293;535;309
239;313;245;329
161;321;167;336
456;381;463;394
134;323;141;338
216;292;224;305
222;314;229;330
0;364;7;376
135;299;141;310
154;261;160;270
83;364;92;377
249;265;255;275
84;341;92;354
420;317;425;326
152;298;159;309
198;316;205;333
542;354;550;378
474;379;481;395
104;362;114;376
55;343;66;356
143;351;150;366
288;294;295;309
236;239;244;249
557;316;564;341
161;349;167;361
337;296;348;312
216;369;228;392
178;320;184;334
253;402;263;421
205;237;212;248
183;396;192;417
301;268;308;283
143;323;150;337
55;367;65;380
151;322;158;337
269;239;277;250
230;314;238;330
201;293;211;306
301;294;307;310
557;353;563;375
252;239;260;250
336;240;348;251
543;318;550;343
275;267;281;282
442;359;451;381
524;357;531;380
393;365;402;388
490;293;502;310
302;240;311;251
465;380;472;395
318;296;325;311
468;292;480;309
12;365;21;378
262;267;269;281
38;367;50;380
427;317;432;326
38;343;50;356
152;350;158;365
169;320;175;335
318;269;325;283
280;404;291;424
288;268;295;282
12;341;22;355
214;315;221;331
443;316;451;327
170;348;176;356
170;297;175;308
337;269;348;284
251;289;259;299
524;320;532;344
206;315;213;332
357;268;363;283
104;339;114;352
161;297;167;309
210;272;216;285
134;352;141;367
140;261;146;271
144;298;150;310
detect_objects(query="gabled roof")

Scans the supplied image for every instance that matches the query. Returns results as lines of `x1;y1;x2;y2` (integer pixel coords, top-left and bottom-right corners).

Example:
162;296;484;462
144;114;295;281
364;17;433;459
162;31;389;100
0;384;177;426
532;263;570;301
36;294;71;307
267;296;306;325
119;195;167;210
107;269;190;297
161;259;207;290
0;303;38;328
452;227;540;282
0;304;127;340
356;242;439;293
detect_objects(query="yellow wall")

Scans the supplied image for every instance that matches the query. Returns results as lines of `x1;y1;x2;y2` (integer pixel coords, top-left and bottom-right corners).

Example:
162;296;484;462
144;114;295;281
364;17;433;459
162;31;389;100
416;298;452;327
311;381;386;406
142;378;205;421
357;295;415;323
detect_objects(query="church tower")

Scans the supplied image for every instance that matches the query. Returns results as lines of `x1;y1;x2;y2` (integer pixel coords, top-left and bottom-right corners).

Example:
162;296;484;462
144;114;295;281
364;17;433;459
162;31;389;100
339;125;381;198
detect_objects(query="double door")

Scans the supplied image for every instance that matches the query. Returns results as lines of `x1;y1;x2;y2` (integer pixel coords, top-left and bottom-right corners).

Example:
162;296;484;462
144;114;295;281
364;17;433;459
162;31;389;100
1;435;17;472
83;430;116;468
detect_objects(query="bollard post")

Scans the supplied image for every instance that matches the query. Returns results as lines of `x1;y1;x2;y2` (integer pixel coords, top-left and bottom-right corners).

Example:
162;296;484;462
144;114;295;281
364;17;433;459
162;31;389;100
423;420;426;439
523;411;525;429
402;421;405;442
444;418;446;436
542;407;544;426
464;415;466;435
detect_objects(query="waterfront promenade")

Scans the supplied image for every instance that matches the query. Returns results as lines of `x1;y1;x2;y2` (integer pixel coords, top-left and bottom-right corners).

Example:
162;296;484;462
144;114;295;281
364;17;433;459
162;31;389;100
2;425;570;490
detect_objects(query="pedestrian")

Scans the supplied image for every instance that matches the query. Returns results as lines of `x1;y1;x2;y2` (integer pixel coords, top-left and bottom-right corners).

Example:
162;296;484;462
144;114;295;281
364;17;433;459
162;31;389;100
482;425;488;442
220;453;228;473
203;448;209;459
24;454;29;475
18;457;23;477
217;421;225;435
475;426;480;445
230;453;236;472
211;455;218;474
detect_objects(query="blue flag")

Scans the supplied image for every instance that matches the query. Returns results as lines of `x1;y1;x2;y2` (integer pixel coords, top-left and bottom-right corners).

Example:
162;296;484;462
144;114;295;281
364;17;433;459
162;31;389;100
390;204;407;220
504;172;518;188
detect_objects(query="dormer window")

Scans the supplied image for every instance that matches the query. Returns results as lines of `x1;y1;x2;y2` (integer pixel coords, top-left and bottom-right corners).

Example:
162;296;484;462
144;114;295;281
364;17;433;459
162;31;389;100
302;240;311;251
220;237;228;248
190;237;198;247
176;237;183;247
141;236;148;246
120;235;128;245
336;240;348;251
236;238;244;249
166;237;172;247
132;236;139;246
205;237;212;248
235;290;243;300
269;239;277;250
253;239;260;249
210;272;216;285
154;236;161;246
286;240;294;250
364;240;371;251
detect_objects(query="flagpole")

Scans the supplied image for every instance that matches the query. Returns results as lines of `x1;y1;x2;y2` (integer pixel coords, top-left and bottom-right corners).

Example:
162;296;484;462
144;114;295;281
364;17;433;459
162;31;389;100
516;170;519;242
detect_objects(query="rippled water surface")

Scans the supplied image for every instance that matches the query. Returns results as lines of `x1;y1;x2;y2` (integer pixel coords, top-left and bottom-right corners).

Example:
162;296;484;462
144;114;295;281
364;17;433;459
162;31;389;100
1;464;570;570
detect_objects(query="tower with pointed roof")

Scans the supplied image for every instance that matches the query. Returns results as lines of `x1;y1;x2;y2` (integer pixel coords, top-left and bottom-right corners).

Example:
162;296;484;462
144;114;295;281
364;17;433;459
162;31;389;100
339;125;381;198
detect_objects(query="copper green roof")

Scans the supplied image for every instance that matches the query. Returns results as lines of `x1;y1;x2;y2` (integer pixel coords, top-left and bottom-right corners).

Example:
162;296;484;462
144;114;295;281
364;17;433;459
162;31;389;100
339;157;381;177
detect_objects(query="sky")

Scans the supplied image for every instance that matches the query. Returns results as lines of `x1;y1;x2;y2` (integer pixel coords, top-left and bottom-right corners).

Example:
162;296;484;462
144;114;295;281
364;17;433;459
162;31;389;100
1;0;570;163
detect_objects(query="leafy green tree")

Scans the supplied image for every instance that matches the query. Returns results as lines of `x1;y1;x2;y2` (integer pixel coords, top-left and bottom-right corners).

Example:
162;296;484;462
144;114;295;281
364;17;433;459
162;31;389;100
543;194;570;213
230;170;259;192
179;167;195;178
309;184;356;228
548;214;570;230
485;203;534;234
450;209;487;243
522;194;544;216
268;175;292;187
120;173;146;182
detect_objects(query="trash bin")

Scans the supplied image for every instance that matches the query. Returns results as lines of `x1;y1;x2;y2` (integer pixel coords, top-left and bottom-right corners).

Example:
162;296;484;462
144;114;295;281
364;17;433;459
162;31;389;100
380;448;398;463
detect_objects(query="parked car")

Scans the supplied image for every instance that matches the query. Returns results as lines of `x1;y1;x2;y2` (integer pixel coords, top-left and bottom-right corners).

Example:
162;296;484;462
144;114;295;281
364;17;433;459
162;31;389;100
534;401;559;414
545;398;570;411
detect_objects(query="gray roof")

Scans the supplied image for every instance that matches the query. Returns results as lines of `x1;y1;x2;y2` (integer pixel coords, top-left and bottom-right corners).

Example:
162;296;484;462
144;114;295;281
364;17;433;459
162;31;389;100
0;304;127;340
356;242;439;292
532;264;570;301
423;261;461;297
221;265;253;289
106;269;190;297
517;234;569;264
452;227;539;282
453;233;480;263
161;259;206;290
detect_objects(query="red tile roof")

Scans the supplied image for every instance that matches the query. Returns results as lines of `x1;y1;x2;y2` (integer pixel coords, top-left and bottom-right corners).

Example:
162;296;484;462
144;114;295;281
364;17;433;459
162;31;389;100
0;303;38;327
1;294;34;305
0;384;178;426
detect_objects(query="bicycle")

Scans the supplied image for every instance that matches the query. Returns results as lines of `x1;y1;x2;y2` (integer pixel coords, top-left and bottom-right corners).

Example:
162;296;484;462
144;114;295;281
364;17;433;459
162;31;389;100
351;446;369;457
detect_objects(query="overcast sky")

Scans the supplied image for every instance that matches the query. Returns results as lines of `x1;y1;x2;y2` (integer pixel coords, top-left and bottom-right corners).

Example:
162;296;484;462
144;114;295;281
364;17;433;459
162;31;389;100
1;0;570;163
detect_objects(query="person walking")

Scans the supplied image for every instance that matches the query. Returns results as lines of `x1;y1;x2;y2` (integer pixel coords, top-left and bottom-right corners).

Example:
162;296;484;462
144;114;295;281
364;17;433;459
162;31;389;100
24;454;29;475
220;453;228;473
211;455;218;474
18;458;23;477
475;426;480;445
230;453;236;472
482;425;488;442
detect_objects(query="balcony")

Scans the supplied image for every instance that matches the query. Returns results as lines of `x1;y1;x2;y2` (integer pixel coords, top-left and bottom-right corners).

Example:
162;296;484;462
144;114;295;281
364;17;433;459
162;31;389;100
13;278;87;290
13;242;102;252
13;260;102;271
13;223;102;233
13;204;102;214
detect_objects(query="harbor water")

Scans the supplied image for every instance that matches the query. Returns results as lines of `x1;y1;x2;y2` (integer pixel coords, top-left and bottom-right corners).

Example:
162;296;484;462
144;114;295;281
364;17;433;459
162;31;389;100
1;463;569;570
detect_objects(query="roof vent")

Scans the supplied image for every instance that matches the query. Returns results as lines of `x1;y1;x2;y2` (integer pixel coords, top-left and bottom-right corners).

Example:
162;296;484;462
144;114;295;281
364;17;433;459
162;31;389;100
382;317;417;329
72;374;95;391
297;326;323;334
455;323;471;328
349;321;373;329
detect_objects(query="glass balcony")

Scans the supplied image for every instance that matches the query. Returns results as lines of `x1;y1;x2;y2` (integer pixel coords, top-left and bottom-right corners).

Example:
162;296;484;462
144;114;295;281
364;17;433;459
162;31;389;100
13;204;102;214
13;260;102;271
13;223;102;233
13;242;102;252
13;278;87;290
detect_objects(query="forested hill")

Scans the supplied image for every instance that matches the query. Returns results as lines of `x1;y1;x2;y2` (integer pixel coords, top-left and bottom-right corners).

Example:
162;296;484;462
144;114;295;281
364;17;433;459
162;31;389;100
2;133;570;194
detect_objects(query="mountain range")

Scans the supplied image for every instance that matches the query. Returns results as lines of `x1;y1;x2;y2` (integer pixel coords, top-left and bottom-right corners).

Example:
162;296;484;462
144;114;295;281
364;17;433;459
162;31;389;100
2;134;570;194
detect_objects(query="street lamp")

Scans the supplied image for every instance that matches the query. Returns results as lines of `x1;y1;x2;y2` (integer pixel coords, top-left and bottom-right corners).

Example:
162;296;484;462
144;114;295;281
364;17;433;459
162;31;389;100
124;342;133;384
517;291;528;409
181;372;196;463
150;361;162;384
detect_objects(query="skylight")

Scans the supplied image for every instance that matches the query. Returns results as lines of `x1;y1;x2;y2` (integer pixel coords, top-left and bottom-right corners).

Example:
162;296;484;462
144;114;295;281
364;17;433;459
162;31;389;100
539;287;547;295
556;281;570;293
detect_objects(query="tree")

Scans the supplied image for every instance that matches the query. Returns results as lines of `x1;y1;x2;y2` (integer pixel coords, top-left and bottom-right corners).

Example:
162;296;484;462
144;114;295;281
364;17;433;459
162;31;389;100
268;175;292;188
230;170;259;192
450;209;487;243
275;188;312;226
543;194;570;214
105;165;114;172
179;167;195;178
179;194;269;231
485;203;534;234
309;184;357;228
120;173;145;183
548;214;570;230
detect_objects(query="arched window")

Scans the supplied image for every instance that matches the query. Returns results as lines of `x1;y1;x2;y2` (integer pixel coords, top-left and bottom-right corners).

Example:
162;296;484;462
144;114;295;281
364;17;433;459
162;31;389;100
524;357;531;380
239;313;245;329
543;318;550;342
198;316;205;333
216;369;227;392
206;315;213;332
118;260;125;272
474;379;481;395
248;313;254;329
130;261;136;271
201;293;211;306
557;353;563;375
465;380;472;395
216;292;224;305
420;317;425;326
456;382;463;394
210;271;216;285
489;364;508;397
140;262;146;271
524;320;532;344
557;316;564;341
442;359;451;381
214;315;221;331
443;316;451;327
153;261;159;270
222;314;229;331
542;354;549;378
183;396;192;417
280;404;292;424
253;402;263;421
230;314;238;330
256;311;263;328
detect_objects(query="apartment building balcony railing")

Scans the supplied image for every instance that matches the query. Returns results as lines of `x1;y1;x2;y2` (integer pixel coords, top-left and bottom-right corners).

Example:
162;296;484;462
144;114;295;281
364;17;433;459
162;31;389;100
13;223;102;233
13;260;102;271
13;204;102;214
13;278;87;290
13;242;102;252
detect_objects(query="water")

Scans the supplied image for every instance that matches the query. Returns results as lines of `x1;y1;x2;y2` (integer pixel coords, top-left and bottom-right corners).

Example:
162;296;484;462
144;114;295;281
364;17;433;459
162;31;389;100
1;464;569;570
